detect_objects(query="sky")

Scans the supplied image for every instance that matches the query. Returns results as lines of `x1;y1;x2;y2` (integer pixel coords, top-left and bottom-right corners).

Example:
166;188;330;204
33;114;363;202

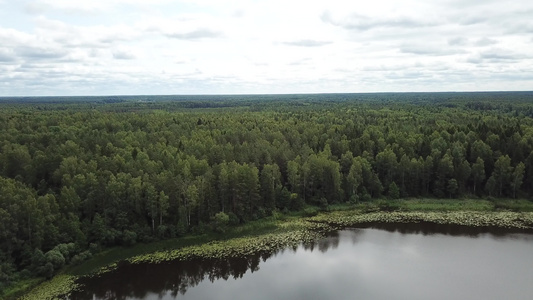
1;0;532;96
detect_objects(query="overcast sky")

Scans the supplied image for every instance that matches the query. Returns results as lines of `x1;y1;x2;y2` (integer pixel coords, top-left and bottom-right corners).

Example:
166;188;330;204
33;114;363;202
1;0;532;96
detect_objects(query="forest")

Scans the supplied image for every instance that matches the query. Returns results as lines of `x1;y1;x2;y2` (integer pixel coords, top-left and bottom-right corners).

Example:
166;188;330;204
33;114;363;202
1;92;533;292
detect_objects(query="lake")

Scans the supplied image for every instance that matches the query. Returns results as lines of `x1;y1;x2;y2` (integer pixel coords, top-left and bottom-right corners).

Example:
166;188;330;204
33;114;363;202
71;223;533;300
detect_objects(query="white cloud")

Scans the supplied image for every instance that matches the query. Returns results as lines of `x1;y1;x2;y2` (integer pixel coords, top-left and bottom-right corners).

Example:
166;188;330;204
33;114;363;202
112;48;137;60
165;28;223;40
479;48;530;61
282;40;332;47
24;0;110;15
474;38;498;47
0;48;16;62
448;37;468;46
321;10;440;31
400;44;466;56
1;0;533;96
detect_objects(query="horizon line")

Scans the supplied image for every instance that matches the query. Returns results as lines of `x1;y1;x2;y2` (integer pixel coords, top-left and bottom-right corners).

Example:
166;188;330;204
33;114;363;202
2;90;533;98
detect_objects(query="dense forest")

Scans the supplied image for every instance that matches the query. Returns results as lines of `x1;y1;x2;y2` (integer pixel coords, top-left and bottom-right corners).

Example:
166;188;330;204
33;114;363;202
1;92;533;290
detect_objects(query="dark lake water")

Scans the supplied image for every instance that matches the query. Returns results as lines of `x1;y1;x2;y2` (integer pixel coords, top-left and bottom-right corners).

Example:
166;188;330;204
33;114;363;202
71;223;533;300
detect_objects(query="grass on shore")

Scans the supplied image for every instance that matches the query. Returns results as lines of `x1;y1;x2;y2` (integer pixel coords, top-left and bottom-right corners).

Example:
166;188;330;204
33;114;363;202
349;198;533;212
1;278;42;300
67;214;294;276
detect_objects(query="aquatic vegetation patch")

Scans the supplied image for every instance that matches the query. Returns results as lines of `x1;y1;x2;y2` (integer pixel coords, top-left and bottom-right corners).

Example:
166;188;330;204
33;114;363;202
309;211;533;230
127;229;323;265
18;275;78;300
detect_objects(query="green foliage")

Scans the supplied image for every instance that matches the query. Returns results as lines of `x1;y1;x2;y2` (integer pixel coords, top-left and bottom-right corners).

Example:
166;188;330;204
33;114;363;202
270;210;286;221
3;92;533;297
493;155;513;196
0;259;14;286
511;162;525;198
302;207;319;217
19;201;533;300
44;250;65;271
388;182;400;199
447;179;459;198
70;250;92;265
41;263;54;279
227;212;240;226
211;212;230;233
52;243;76;264
18;275;78;300
471;157;486;194
121;230;138;246
1;277;42;300
290;193;305;210
377;200;401;212
309;210;533;230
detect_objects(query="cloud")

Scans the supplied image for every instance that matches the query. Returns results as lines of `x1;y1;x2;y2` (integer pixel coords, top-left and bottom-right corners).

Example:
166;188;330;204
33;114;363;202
362;62;448;73
24;0;179;16
455;15;487;26
164;28;223;40
505;21;533;34
29;17;146;50
497;72;533;81
474;38;497;47
400;44;465;56
0;27;33;46
321;10;438;31
448;37;468;46
0;49;16;62
24;2;50;14
466;47;531;64
18;46;68;60
288;58;312;66
448;37;498;47
2;0;533;95
24;0;110;15
0;27;70;63
112;49;136;60
466;56;482;64
479;48;529;61
232;10;244;18
282;40;332;47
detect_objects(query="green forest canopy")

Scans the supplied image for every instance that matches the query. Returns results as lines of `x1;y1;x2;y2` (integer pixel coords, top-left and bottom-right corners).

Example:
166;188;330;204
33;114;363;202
1;91;533;287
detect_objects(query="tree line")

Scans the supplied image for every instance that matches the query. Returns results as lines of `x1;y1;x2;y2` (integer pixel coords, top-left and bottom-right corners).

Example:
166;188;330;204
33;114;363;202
1;93;533;288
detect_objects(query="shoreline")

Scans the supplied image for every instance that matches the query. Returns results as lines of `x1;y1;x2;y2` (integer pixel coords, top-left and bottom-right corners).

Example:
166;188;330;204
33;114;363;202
18;209;533;300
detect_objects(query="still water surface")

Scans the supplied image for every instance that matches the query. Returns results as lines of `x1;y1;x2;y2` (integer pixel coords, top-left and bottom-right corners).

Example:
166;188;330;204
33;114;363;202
72;223;533;300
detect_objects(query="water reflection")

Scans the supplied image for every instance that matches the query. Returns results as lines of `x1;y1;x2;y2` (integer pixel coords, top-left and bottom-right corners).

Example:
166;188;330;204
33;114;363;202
73;253;270;300
72;223;533;300
355;221;533;237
